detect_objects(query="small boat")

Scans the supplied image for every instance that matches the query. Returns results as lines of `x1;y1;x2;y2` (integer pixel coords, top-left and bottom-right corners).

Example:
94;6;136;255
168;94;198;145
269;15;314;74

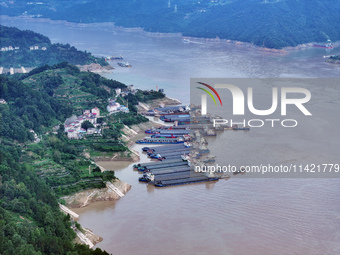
233;167;246;175
149;154;166;160
197;144;210;154
202;156;216;163
232;125;250;131
214;124;225;131
184;142;191;148
117;62;131;67
139;176;149;182
181;154;190;161
204;129;217;136
139;173;154;182
183;134;191;141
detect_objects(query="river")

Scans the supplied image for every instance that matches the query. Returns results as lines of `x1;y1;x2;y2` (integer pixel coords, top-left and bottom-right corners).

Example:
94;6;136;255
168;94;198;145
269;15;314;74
1;16;339;255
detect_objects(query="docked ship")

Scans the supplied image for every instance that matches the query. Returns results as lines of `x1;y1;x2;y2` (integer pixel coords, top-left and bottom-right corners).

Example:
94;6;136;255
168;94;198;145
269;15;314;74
232;125;250;131
313;40;334;49
136;137;184;144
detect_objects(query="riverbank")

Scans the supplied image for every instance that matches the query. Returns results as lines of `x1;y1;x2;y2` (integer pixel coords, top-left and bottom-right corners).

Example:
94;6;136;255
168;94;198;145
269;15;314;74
2;14;338;255
5;15;338;56
77;63;114;73
74;227;103;247
61;178;131;209
0;63;113;75
182;35;340;55
61;96;180;247
60;178;130;247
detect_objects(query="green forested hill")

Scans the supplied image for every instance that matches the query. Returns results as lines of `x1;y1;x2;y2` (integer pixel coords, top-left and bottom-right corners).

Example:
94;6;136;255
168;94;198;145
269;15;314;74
0;72;109;253
0;138;110;254
185;0;340;48
0;25;108;67
0;64;131;254
1;0;339;48
0;60;163;253
0;73;73;142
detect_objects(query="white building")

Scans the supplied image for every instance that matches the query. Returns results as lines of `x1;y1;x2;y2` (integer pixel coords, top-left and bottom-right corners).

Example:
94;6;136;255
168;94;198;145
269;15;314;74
67;130;78;139
115;88;121;95
107;102;120;112
119;106;130;113
87;128;97;135
87;117;96;124
91;107;100;116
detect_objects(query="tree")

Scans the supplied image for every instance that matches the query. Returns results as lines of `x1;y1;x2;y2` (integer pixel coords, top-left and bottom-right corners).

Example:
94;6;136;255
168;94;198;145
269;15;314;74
81;120;94;131
53;150;61;163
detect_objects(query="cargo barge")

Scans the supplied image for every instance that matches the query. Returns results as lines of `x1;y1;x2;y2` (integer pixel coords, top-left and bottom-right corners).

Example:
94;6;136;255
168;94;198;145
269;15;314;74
147;147;190;155
153;177;219;187
313;41;334;49
145;129;190;135
142;144;186;152
232;125;250;131
148;150;190;158
136;137;184;144
134;159;188;172
135;106;226;187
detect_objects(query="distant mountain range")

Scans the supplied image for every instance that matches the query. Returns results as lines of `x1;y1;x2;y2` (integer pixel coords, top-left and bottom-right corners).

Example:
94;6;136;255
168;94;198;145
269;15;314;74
1;0;340;48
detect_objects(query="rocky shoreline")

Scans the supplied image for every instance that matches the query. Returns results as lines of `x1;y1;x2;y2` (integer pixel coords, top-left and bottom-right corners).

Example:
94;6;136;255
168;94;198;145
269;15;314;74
77;63;114;73
74;227;103;247
61;178;131;209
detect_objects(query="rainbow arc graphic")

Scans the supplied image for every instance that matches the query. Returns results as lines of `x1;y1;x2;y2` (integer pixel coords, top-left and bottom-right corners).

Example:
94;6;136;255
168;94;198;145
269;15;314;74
196;82;223;106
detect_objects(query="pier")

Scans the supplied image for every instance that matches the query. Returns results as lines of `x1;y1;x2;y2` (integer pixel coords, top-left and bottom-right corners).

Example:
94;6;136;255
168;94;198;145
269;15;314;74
75;229;94;248
136;159;188;171
59;203;79;219
134;104;235;187
106;182;124;197
144;144;186;151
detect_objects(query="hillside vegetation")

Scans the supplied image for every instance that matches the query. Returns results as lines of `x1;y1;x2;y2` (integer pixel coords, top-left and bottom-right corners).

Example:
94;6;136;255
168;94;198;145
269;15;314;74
0;25;108;67
0;61;165;253
0;72;112;253
1;0;339;48
0;135;110;254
